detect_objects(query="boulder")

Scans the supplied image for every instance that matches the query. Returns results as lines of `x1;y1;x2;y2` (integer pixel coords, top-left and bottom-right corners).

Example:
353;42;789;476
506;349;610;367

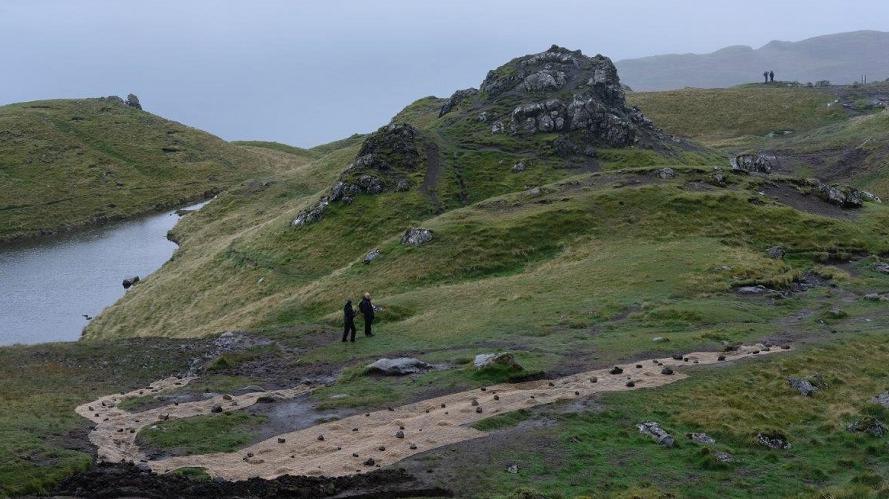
439;88;479;117
871;392;889;408
291;197;329;227
401;228;433;246
766;246;785;259
756;431;790;449
874;262;889;274
655;168;675;179
365;357;432;376
713;451;734;463
126;94;142;110
363;248;381;264
812;182;866;208
687;432;715;445
731;153;774;174
122;276;140;289
474;352;523;371
847;417;888;437
788;376;818;397
735;285;769;295
511;161;527;173
638;422;674;447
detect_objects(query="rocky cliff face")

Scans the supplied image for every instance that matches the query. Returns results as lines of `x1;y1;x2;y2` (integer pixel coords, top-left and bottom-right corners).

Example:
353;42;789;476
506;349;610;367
292;123;425;226
442;45;662;150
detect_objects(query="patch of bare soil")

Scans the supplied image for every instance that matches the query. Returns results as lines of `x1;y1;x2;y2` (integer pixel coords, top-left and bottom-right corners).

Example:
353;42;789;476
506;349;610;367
761;183;856;219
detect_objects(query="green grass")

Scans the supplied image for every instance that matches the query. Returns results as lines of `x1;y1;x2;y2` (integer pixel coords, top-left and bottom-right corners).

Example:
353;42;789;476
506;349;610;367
0;98;305;242
137;412;268;455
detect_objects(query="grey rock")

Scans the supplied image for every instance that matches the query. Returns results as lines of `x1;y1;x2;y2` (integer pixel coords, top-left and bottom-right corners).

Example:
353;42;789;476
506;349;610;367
813;182;865;208
871;392;889;408
401;227;433;246
506;463;518;474
864;293;882;301
687;432;716;445
713;451;734;463
731;153;774;174
874;262;889;274
439;88;478;117
126;94;142;110
474;352;523;371
847;417;888;437
526;187;542;197
655;168;675;179
788;377;818;396
736;285;769;295
365;357;432;376
511;161;527;173
652;336;669;343
756;432;790;449
766;246;785;259
638;421;674;447
292;197;329;227
122;276;140;289
364;248;381;264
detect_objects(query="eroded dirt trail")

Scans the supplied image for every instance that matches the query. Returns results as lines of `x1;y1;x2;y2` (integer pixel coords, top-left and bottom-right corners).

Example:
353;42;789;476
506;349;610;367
78;344;783;480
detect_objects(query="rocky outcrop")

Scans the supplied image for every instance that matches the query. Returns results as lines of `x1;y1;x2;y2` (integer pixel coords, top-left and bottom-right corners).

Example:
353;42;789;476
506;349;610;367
439;88;479;117
476;45;663;149
293;123;423;227
847;417;888;437
401;228;433;246
365;358;432;376
731;153;774;174
788;376;818;397
364;248;381;264
122;276;140;289
126;94;142;110
805;179;880;208
638;422;674;447
756;431;790;449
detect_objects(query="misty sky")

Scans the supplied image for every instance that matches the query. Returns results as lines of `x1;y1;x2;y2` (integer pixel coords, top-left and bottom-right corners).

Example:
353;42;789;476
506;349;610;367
2;1;887;147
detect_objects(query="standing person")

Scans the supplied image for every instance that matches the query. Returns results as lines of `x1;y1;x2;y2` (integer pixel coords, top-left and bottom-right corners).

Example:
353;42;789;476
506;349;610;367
763;71;769;83
769;70;775;83
359;292;375;337
342;300;356;343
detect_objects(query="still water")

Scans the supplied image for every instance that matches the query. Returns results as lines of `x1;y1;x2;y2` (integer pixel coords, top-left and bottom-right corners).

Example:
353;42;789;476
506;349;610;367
0;202;207;345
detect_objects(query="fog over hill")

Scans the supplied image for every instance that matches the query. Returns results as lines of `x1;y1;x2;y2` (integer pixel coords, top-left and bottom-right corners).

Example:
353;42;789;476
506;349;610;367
617;30;889;90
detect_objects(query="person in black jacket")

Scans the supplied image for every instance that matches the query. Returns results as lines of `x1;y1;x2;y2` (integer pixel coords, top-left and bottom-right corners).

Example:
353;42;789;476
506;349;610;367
342;300;357;342
359;292;375;337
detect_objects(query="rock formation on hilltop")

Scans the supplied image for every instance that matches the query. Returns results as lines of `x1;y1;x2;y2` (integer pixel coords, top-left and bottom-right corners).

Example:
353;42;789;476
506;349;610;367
292;123;425;226
441;45;664;151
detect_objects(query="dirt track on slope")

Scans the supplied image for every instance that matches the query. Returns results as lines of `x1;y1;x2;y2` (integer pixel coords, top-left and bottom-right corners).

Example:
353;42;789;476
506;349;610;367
76;344;784;481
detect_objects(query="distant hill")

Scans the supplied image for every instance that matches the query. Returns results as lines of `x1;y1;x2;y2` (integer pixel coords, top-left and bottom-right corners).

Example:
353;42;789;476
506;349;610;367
617;30;889;90
0;98;305;242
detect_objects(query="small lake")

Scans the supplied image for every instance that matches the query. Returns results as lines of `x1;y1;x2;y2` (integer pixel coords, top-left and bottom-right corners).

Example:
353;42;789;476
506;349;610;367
0;201;208;346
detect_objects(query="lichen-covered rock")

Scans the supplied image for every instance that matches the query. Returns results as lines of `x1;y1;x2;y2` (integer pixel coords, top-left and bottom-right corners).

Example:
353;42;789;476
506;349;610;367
872;392;889;408
401;227;433;246
512;161;527;173
731;153;774;174
638;422;674;447
655;168;675;179
439;88;479;117
687;432;716;445
474;352;523;371
788;376;818;396
756;431;790;449
365;357;432;376
363;248;381;264
126;94;142;110
766;246;785;259
810;181;868;208
847;417;888;437
291;197;329;226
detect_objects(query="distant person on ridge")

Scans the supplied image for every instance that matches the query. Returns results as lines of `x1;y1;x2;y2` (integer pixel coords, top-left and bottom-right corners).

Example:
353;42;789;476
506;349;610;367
342;299;357;342
763;71;769;83
359;292;375;337
769;70;775;82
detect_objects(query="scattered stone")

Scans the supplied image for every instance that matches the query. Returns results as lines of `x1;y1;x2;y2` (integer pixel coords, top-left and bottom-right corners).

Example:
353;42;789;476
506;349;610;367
717;355;726;361
409;444;417;450
638;421;674;447
363;248;381;264
352;453;359;458
317;434;324;441
493;394;500;400
655;167;675;179
378;446;386;451
470;398;479;406
590;377;598;383
122;276;140;289
506;463;518;474
475;406;483;413
756;432;790;449
395;430;405;439
671;353;683;360
474;352;523;371
222;394;232;401
511;161;527;173
363;458;375;466
610;366;623;375
401;228;433;247
872;392;889;408
847;417;888;437
277;438;286;444
626;381;636;387
687;432;716;445
256;396;277;403
731;153;774;174
365;357;432;376
661;367;674;375
210;405;223;413
766;246;785;259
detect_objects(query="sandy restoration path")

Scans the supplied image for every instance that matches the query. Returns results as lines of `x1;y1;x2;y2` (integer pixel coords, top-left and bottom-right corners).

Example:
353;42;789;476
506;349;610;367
76;344;784;480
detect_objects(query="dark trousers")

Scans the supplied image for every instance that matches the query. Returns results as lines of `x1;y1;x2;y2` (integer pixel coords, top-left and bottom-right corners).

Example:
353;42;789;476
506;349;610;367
342;320;356;342
364;317;373;336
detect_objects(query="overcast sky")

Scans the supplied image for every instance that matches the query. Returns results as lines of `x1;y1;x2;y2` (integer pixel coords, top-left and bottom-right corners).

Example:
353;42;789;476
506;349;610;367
2;0;887;146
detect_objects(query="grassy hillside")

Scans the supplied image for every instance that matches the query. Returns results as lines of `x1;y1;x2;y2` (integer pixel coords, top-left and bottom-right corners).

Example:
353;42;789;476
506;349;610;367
0;98;301;242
